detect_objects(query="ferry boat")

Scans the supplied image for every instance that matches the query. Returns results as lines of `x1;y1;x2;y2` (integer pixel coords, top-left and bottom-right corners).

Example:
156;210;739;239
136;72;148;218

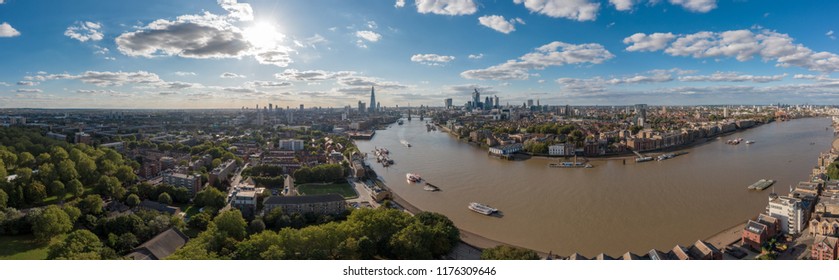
406;173;422;183
468;202;498;215
727;138;744;145
401;140;412;147
656;153;674;161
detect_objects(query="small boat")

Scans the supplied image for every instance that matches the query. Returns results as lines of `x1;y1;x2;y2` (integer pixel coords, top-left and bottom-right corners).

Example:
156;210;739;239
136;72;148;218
401;140;411;147
745;140;755;144
468;202;498;215
635;157;653;162
657;153;675;161
423;183;440;192
548;162;592;168
397;120;404;125
406;173;422;183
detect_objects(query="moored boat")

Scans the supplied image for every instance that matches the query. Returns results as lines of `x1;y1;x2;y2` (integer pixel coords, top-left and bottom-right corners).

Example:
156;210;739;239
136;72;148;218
406;173;422;183
468;202;498;215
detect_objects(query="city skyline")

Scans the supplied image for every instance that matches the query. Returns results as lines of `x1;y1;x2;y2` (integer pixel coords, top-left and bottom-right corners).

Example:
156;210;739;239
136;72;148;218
3;1;839;108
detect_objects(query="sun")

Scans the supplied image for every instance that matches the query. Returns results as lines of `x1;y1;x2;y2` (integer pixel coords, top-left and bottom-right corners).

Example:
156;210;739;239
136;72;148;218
243;22;284;49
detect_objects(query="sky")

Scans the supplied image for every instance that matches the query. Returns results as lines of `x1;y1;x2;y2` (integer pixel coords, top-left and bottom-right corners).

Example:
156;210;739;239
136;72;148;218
2;0;839;108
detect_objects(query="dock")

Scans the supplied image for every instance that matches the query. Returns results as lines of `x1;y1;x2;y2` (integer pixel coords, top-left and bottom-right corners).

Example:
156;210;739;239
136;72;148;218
747;179;775;190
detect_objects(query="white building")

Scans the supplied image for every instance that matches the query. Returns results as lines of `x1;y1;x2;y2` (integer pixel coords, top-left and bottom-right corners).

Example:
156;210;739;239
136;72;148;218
767;194;807;235
488;143;523;156
549;143;575;156
278;139;305;151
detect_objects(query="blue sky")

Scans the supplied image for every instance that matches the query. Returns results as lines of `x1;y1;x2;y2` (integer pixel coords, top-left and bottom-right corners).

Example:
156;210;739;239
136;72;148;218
1;0;839;108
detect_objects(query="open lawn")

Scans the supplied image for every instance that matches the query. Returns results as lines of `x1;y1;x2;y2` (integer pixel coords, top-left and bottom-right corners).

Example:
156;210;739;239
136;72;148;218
0;235;56;260
297;182;357;199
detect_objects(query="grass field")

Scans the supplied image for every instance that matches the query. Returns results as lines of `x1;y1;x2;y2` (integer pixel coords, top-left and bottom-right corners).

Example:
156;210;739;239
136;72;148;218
297;182;357;199
0;235;55;260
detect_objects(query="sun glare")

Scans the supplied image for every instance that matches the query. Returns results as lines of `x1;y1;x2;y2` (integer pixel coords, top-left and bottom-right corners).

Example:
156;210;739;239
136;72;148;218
244;22;284;49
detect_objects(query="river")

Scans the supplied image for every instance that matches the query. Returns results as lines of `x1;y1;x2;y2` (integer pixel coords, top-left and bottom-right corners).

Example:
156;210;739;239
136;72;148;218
354;117;834;256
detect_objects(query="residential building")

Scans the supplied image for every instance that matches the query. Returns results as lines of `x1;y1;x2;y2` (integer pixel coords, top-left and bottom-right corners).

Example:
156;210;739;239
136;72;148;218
74;132;92;145
767;194;807;235
741;215;780;251
232;190;258;217
810;215;839;237
811;234;838;260
262;194;345;216
162;172;202;196
689;240;722;260
278;139;305;151
125;228;189;260
210;159;236;184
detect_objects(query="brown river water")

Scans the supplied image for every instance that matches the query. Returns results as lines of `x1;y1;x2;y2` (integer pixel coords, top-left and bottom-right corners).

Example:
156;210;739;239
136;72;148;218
355;117;834;256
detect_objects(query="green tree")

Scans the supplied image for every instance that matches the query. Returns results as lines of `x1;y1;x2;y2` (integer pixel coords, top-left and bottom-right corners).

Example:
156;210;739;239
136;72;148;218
32;205;73;242
63;205;81;225
828;162;839;180
213;209;248;241
480;245;540;260
18;152;35;168
57;159;79;183
0;158;7;179
114;165;137;183
0;189;7;209
78;194;104;215
96;175;125;199
47;229;104;260
125;194;141;208
36;153;51;165
158;192;172;205
75;157;97;183
188;212;212;231
25;181;47;204
37;162;57;184
66;179;84;199
415;212;460;257
50;146;69;163
49;180;65;199
0;150;17;168
195;187;226;209
248;218;266;235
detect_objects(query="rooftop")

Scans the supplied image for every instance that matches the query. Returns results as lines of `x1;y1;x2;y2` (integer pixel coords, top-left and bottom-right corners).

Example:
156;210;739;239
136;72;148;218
125;228;189;260
745;220;767;235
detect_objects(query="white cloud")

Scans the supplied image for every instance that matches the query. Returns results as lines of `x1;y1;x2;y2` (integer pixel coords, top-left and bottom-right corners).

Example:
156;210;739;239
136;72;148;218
77;71;163;87
274;69;355;81
623;32;676;52
0;1;5;4
16;89;43;93
17;81;39;86
220;72;246;79
395;0;406;8
609;0;635;11
678;72;787;83
625;28;839;73
245;81;292;87
468;53;484;59
461;41;614;80
64;21;103;42
478;15;523;34
117;6;293;67
827;30;835;40
513;0;600;22
218;0;254;21
0;22;20;38
416;0;478;16
355;30;382;42
668;0;717;13
175;71;197;76
411;53;455;66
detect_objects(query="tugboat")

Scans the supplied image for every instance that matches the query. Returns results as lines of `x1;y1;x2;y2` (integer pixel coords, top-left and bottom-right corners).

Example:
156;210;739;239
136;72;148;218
406;173;422;183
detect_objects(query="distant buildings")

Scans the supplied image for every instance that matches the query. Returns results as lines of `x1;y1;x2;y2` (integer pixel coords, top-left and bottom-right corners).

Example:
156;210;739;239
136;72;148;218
263;194;346;216
548;143;575;156
74;132;92;145
278;139;305;151
369;86;376;113
444;98;453;109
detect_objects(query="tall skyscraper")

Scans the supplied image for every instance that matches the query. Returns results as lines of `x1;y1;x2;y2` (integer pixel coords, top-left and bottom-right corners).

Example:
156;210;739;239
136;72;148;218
269;103;273;111
634;104;647;120
299;104;304;110
369;86;376;113
358;101;366;113
527;99;534;108
494;95;499;109
472;89;481;109
444;98;453;108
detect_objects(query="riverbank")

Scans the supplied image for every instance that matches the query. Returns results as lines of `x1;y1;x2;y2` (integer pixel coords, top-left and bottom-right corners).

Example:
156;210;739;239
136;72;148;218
704;221;748;250
381;178;552;258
